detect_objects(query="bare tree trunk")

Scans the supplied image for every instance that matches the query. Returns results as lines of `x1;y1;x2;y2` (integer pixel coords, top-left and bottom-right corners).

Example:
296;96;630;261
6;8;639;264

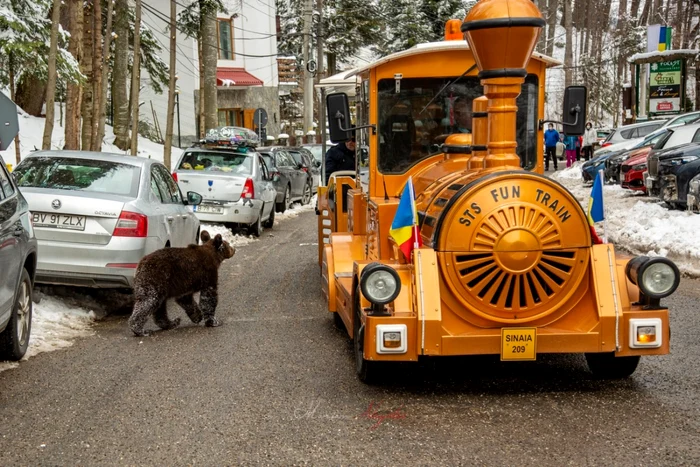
9;55;21;164
201;3;218;133
563;0;573;88
113;0;130;150
65;0;83;150
15;76;47;117
164;0;177;169
534;0;547;53
617;0;628;124
696;61;700;110
198;40;205;138
80;1;94;150
89;0;103;151
130;0;142;156
42;0;63;150
631;0;642;20
639;0;651;25
96;0;114;151
545;0;558;57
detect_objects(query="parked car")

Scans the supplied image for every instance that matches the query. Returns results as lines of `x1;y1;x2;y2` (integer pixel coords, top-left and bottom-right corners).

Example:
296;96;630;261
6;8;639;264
604;125;683;183
173;146;276;235
583;149;625;183
686;173;700;212
599;119;667;148
659;110;700;128
620;148;652;193
0;154;37;360
287;147;321;193
12;151;202;288
654;143;700;208
645;125;700;196
300;143;330;166
258;146;311;212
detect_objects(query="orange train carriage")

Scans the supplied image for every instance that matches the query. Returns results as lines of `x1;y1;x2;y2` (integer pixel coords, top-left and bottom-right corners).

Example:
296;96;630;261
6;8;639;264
316;0;680;382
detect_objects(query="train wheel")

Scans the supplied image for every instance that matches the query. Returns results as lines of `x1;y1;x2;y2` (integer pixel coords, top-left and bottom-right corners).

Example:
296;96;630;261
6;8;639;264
354;286;378;383
585;352;640;379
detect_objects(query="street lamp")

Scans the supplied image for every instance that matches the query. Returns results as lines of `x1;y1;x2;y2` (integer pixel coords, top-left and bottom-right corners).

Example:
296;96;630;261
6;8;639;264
175;88;181;148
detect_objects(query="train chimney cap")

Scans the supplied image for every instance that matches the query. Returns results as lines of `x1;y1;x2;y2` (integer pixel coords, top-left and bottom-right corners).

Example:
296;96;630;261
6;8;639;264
461;0;545;80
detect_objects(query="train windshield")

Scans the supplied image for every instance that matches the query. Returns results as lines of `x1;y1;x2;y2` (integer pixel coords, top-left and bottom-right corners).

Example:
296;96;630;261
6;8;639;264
377;75;539;173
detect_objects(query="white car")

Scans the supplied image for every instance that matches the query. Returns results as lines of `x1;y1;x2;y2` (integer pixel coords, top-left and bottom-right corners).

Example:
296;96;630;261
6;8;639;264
172;146;277;236
12;151;202;288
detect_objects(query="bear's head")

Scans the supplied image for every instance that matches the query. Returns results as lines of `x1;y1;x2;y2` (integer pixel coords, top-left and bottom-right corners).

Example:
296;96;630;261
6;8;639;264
200;230;235;262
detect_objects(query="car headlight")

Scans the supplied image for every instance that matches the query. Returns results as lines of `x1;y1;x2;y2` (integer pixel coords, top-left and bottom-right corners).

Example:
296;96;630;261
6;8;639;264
631;163;647;171
625;256;680;299
360;263;401;305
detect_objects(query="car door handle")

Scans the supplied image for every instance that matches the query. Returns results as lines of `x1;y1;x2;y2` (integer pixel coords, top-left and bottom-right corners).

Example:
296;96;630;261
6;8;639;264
167;216;174;223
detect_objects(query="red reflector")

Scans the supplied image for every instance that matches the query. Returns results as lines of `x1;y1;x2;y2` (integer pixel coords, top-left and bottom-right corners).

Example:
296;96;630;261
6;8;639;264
113;211;148;237
242;178;255;199
602;142;612;147
105;263;139;269
172;172;178;182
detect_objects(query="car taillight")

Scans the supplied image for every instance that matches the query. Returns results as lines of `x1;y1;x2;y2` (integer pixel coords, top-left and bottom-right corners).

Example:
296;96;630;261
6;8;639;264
602;142;612;147
172;172;178;182
301;167;308;172
113;211;148;237
242;178;255;199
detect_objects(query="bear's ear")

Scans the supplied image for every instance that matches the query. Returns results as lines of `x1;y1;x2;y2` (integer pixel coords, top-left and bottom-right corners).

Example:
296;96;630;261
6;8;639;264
200;230;211;243
213;233;223;249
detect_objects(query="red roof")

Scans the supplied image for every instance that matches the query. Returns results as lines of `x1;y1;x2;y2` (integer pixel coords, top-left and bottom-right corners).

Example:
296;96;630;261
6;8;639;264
216;68;263;86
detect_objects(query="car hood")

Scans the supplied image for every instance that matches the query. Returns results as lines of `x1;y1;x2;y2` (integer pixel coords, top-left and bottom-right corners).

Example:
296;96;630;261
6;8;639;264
653;142;700;162
622;152;649;167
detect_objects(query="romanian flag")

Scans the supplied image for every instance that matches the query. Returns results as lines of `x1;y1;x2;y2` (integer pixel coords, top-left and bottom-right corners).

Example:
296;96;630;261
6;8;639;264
390;177;422;259
587;170;605;225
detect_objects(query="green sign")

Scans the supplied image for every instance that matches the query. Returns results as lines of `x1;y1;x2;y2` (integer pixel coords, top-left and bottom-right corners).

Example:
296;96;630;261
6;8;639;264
649;59;682;115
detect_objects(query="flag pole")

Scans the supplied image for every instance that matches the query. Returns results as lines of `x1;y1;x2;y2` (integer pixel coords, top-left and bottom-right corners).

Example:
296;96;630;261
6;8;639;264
409;176;420;251
598;168;607;243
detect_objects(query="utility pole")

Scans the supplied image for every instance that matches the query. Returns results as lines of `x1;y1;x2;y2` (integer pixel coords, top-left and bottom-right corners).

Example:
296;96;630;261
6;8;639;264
302;0;313;136
316;0;326;176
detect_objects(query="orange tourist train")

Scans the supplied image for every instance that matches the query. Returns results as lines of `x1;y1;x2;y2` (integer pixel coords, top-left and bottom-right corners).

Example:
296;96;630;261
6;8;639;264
316;0;680;382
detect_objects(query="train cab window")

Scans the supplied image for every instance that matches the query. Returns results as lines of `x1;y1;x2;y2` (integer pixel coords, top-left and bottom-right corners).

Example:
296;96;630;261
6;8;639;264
377;75;539;173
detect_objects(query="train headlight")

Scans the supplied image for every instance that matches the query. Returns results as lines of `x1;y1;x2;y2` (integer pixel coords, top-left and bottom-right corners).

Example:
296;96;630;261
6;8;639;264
626;256;680;299
360;263;401;305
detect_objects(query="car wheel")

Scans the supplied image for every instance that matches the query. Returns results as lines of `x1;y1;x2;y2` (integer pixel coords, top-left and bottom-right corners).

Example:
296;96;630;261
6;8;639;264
0;268;33;361
301;182;312;205
353;285;378;383
276;186;290;213
249;208;263;237
262;204;275;229
585;352;640;379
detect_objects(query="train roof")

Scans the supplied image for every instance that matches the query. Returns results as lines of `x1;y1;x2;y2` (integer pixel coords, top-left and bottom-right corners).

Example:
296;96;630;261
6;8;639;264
344;40;561;79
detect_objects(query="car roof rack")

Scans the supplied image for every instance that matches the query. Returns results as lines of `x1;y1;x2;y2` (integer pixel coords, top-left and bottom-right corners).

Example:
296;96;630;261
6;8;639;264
191;126;260;150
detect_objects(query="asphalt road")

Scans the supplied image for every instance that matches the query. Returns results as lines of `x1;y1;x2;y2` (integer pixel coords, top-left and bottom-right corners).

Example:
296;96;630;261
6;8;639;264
1;208;699;465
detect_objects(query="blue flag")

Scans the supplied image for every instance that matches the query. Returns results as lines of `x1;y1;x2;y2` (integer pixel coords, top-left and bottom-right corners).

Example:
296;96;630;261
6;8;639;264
587;170;604;224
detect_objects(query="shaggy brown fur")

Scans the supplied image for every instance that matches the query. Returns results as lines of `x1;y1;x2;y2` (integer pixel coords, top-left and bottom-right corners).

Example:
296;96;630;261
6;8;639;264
128;230;235;336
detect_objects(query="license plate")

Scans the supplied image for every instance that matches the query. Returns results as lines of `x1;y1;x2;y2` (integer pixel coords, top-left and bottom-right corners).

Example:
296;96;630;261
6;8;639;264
32;212;86;231
501;328;537;361
194;205;223;214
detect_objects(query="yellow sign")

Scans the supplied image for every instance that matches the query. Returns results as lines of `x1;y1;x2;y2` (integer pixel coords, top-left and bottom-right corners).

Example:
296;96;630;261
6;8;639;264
501;328;537;361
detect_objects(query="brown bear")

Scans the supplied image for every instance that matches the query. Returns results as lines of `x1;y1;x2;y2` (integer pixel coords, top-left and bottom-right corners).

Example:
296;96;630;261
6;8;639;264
128;230;235;336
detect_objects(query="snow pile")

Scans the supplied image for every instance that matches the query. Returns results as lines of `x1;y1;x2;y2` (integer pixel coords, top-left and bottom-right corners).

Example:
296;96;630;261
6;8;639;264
552;167;700;276
0;296;96;374
277;196;317;221
200;223;259;247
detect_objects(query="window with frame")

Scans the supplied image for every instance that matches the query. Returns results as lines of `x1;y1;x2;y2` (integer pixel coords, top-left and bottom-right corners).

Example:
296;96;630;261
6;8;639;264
218;108;243;127
217;19;234;60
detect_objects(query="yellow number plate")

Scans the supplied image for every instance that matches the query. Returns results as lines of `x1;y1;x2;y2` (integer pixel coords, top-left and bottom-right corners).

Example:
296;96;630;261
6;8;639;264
501;328;537;361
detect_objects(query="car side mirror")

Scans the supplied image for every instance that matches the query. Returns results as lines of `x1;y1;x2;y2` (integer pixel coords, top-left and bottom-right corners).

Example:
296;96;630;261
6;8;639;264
562;86;587;136
187;191;203;206
327;92;352;143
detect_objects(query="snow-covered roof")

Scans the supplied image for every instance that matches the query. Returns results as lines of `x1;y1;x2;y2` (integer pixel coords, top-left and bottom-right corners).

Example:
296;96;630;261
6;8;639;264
345;40;561;79
628;49;698;63
315;68;359;96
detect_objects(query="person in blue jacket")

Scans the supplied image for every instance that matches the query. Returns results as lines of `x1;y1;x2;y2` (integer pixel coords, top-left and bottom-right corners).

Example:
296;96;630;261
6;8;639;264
543;123;560;171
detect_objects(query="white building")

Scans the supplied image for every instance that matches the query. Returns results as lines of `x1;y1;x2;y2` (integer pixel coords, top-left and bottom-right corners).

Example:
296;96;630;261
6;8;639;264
138;0;280;147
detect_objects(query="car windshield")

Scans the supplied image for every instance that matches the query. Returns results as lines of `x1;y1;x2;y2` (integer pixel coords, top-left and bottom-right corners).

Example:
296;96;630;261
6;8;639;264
260;153;275;168
178;151;252;174
377;75;538;173
303;145;324;163
635;128;669;148
12;157;140;197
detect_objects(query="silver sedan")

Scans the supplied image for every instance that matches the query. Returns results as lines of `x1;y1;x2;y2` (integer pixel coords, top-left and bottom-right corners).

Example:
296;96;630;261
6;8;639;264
12;151;202;288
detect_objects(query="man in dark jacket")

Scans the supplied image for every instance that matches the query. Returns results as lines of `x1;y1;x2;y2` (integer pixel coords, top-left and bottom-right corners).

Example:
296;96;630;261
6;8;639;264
543;123;560;171
325;137;356;184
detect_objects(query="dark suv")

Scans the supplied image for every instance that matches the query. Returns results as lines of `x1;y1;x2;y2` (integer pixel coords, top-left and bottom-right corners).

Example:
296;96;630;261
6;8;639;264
259;146;312;212
288;147;321;193
0;155;37;360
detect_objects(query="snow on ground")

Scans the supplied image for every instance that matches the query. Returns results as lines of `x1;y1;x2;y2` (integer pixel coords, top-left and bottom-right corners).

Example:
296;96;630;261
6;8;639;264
553;163;700;276
0;297;96;374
